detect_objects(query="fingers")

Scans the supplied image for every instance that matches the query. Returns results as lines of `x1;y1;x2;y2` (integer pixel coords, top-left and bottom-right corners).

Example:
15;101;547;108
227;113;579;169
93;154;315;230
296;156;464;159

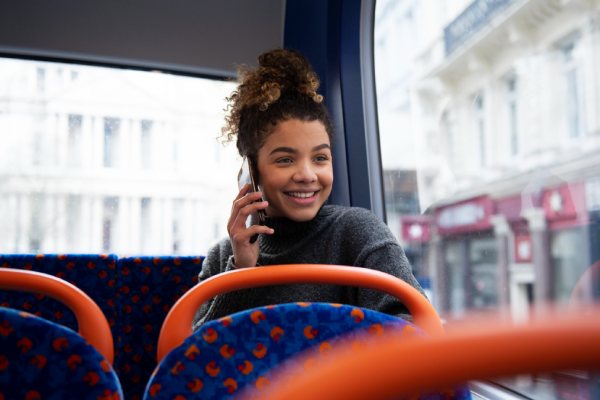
231;224;274;244
231;185;264;216
228;197;268;233
228;185;274;268
227;185;272;241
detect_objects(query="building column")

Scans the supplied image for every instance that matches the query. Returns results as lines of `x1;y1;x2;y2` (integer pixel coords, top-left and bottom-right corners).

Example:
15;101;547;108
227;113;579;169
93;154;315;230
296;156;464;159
491;215;511;310
523;208;552;304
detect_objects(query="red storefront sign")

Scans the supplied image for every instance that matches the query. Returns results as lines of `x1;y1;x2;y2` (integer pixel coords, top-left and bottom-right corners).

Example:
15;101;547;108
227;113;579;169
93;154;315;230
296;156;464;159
514;233;532;263
401;215;432;243
542;182;588;229
435;196;493;235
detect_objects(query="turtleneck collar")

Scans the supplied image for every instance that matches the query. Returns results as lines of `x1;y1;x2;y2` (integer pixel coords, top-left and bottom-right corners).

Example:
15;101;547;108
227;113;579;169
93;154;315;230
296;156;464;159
259;205;336;255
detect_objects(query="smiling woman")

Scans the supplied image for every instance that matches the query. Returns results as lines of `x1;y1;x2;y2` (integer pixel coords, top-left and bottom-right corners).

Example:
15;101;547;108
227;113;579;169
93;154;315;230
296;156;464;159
191;48;427;330
257;119;333;221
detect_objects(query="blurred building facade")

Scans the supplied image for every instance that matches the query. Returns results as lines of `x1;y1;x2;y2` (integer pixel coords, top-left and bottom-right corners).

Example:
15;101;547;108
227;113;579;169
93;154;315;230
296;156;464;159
376;0;600;318
0;59;239;255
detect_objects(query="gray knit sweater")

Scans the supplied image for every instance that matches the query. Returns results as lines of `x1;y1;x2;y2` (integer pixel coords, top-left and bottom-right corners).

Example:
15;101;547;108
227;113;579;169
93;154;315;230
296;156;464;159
192;205;425;330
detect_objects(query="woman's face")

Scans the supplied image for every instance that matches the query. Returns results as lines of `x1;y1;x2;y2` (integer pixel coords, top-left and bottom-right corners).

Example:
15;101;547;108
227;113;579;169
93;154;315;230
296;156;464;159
256;119;333;221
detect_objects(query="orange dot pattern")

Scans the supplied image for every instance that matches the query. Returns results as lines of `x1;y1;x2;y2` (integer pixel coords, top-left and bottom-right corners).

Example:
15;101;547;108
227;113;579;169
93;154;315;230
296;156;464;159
143;302;456;400
0;307;122;399
0;254;204;400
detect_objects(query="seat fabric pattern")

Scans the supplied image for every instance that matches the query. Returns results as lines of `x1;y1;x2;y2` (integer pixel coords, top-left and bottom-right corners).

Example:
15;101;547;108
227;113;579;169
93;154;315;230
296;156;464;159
0;254;118;332
144;303;419;399
116;256;203;400
145;302;471;400
0;307;123;400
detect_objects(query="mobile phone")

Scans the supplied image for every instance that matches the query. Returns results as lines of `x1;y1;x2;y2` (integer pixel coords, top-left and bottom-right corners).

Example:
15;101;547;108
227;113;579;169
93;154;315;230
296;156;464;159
237;157;267;243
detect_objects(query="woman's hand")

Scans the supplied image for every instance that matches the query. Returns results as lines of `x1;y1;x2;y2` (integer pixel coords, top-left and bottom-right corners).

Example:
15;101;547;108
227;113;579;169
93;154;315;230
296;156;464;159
228;184;274;268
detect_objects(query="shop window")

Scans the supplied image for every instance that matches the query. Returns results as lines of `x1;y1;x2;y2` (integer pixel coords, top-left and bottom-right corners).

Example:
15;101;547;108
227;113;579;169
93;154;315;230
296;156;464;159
468;236;498;309
551;227;589;303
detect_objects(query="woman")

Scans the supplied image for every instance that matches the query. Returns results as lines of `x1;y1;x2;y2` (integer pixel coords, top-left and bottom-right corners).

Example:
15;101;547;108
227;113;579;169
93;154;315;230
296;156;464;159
193;48;425;329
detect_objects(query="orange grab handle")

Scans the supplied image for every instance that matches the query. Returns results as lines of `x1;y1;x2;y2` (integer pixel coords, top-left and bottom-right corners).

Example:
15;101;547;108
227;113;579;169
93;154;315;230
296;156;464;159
157;264;442;362
0;269;114;364
252;309;600;400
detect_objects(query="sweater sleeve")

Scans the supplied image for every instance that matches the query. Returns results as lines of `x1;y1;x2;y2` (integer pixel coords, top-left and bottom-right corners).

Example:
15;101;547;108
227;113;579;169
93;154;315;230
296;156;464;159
342;208;428;319
191;239;238;330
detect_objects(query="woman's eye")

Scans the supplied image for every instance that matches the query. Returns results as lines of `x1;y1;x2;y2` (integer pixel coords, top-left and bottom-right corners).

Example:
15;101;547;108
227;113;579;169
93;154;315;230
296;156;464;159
314;155;330;162
276;157;293;164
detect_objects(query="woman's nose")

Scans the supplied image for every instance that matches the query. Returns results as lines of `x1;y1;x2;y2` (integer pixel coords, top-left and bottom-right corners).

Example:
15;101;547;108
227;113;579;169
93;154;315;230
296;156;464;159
292;162;317;183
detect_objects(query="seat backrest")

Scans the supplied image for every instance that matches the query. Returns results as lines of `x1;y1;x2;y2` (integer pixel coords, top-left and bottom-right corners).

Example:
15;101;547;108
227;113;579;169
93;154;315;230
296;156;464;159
0;253;205;400
143;302;417;399
116;256;203;400
144;264;446;399
0;307;123;400
0;254;118;333
0;268;122;399
156;264;444;363
253;309;600;400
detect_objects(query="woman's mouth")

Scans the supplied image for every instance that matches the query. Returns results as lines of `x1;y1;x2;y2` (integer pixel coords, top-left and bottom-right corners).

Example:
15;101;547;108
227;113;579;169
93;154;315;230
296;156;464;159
284;191;320;204
286;191;317;199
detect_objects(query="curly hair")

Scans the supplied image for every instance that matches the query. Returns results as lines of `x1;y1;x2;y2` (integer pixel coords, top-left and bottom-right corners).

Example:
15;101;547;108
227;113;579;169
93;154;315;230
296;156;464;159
221;48;333;160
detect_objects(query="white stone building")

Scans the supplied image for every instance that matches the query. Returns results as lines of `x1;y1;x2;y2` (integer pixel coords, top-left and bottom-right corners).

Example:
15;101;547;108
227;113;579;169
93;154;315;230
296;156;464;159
0;58;240;255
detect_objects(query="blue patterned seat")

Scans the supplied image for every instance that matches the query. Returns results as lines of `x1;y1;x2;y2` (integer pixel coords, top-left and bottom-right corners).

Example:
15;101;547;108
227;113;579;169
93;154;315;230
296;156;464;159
144;302;471;399
144;302;419;399
0;254;118;333
0;307;123;400
144;265;470;400
0;268;122;399
0;254;204;400
116;256;203;400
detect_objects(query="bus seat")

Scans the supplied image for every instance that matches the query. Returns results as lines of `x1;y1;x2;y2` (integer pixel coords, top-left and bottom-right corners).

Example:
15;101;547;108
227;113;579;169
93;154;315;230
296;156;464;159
0;254;118;333
116;256;202;400
0;269;122;399
0;253;204;400
253;309;600;400
144;264;459;399
144;302;415;399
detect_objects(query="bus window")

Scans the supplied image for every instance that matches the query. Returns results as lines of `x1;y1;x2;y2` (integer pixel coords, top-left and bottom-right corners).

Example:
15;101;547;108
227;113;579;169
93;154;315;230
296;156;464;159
375;0;600;397
0;58;239;255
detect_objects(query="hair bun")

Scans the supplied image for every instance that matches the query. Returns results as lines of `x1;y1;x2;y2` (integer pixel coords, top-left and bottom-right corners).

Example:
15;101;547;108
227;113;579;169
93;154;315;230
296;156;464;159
252;49;322;110
221;48;330;154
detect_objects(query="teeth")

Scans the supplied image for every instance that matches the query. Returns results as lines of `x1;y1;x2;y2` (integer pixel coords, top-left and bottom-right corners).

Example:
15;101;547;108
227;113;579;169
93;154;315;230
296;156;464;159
288;192;315;198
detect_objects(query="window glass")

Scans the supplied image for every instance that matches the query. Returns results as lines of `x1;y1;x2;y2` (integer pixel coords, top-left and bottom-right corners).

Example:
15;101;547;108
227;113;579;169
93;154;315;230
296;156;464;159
375;0;600;396
0;57;239;255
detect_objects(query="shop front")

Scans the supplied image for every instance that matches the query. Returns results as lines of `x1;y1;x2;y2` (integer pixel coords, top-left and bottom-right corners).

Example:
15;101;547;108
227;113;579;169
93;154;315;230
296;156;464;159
400;215;433;301
432;196;497;318
544;182;590;304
